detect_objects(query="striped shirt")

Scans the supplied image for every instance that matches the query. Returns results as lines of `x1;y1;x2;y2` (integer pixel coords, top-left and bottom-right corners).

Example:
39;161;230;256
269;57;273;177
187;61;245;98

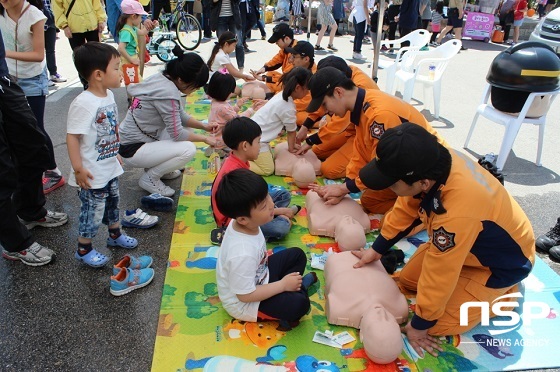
220;0;233;17
432;10;444;25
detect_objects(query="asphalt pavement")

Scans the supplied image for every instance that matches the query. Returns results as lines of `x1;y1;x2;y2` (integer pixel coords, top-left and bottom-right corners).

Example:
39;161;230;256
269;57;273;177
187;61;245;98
0;21;559;371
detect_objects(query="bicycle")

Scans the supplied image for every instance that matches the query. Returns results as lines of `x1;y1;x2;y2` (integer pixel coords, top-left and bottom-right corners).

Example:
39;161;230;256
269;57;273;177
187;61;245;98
167;0;202;50
146;1;202;62
146;14;180;62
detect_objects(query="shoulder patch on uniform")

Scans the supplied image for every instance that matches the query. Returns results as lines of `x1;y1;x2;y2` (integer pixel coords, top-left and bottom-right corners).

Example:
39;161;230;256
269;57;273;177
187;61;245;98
363;102;371;112
432;227;456;252
369;122;385;139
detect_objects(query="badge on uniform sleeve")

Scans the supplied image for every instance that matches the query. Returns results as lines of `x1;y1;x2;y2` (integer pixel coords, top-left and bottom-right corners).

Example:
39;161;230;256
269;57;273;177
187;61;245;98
370;122;385;139
432;227;456;252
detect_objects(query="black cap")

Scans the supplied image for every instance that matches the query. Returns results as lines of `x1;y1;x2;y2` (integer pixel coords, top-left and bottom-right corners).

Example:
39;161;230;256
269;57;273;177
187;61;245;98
285;41;315;58
306;67;346;113
317;55;352;78
359;123;441;190
268;23;293;43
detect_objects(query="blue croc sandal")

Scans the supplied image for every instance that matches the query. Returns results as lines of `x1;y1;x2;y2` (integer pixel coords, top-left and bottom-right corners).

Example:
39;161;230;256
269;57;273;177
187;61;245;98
107;234;138;249
75;249;109;268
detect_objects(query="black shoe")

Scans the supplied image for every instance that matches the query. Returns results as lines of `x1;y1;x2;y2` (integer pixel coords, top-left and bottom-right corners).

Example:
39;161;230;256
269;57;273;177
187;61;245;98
536;217;560;253
550;246;560;261
210;227;226;245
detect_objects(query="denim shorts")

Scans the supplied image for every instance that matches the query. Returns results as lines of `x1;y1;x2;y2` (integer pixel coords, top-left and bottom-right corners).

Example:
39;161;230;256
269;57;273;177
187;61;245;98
513;18;524;27
78;177;120;238
16;68;48;97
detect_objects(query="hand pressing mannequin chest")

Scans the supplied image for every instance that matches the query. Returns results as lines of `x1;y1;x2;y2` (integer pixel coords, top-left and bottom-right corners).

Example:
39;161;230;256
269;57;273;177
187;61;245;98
324;251;409;364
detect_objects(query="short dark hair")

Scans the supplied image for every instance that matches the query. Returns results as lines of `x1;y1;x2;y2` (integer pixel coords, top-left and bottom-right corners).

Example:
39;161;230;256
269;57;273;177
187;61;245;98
215;168;269;219
73;42;120;82
223;117;262;150
207;72;237;101
401;144;452;185
164;48;209;90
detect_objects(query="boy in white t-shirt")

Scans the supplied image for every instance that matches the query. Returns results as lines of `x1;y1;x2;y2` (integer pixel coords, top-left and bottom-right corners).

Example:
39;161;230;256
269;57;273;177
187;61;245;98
67;42;152;269
215;168;317;324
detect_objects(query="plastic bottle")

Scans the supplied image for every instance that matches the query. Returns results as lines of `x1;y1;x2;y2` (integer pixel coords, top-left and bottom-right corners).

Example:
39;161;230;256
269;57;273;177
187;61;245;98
429;63;436;80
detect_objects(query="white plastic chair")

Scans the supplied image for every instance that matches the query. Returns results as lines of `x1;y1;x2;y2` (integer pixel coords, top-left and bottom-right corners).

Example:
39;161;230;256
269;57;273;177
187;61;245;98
464;83;560;171
378;29;432;94
392;39;462;119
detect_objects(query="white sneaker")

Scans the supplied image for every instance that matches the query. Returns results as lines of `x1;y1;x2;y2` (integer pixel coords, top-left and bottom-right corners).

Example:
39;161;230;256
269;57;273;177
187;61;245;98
138;173;175;197
161;170;182;180
48;80;56;87
353;52;365;59
50;73;67;83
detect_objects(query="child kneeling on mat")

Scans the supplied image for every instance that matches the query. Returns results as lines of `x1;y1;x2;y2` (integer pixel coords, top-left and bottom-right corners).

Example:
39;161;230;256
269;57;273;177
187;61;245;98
67;42;154;267
210;117;301;245
215;168;317;324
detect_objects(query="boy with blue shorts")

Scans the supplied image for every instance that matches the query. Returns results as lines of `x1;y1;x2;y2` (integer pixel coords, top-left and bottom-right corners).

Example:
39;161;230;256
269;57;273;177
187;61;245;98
67;42;148;268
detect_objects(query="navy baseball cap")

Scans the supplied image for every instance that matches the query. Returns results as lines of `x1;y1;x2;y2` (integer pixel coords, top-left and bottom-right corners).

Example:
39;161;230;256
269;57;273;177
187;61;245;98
306;67;347;113
359;123;441;190
285;41;315;58
268;23;293;43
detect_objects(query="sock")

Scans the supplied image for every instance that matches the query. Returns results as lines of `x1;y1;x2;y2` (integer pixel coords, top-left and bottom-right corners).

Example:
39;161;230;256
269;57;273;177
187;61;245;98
49;167;62;176
302;272;318;291
77;242;93;256
109;227;121;240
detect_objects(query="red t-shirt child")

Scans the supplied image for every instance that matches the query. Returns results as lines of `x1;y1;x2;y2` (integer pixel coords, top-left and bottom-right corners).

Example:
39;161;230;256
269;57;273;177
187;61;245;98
211;153;250;227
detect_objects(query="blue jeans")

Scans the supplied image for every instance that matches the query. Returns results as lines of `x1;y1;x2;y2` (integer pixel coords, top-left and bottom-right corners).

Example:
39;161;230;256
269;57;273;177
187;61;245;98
353;18;366;53
78;177;120;239
216;16;245;68
261;185;291;240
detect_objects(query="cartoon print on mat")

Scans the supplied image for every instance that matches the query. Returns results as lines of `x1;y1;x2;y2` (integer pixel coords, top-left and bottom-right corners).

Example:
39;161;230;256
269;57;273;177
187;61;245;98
341;348;413;371
195;181;213;196
157;313;180;337
223;320;287;349
473;334;514;359
194;208;215;226
295;355;340;371
185;282;220;319
186;245;219;269
256;345;289;363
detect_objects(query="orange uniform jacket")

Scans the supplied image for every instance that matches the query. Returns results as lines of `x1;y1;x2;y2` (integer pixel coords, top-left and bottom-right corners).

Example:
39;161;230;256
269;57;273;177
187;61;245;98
305;66;380;147
262;40;297;86
372;150;535;330
344;88;446;194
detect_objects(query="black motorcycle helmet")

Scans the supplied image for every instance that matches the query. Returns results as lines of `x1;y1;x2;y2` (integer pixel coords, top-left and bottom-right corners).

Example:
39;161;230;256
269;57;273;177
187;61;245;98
487;41;560;92
487;42;560;113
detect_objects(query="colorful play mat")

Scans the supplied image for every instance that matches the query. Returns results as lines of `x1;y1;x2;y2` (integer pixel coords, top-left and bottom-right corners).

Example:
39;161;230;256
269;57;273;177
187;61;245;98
150;90;560;372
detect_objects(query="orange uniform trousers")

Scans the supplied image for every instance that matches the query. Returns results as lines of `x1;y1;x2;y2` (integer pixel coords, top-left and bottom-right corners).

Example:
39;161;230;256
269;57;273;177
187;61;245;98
399;243;518;336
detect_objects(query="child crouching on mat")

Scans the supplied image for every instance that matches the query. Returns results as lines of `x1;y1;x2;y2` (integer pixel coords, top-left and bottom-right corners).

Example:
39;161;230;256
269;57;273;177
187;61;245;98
215;168;317;323
249;67;312;176
210;117;300;245
205;71;265;157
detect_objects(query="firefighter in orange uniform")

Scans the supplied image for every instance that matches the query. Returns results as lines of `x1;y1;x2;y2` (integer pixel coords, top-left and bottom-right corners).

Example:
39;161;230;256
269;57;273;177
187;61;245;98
306;67;447;214
296;56;379;179
354;123;535;358
250;23;297;94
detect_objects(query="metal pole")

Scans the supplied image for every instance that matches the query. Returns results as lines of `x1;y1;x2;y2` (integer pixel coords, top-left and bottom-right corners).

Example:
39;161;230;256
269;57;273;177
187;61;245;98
371;0;385;82
307;0;312;42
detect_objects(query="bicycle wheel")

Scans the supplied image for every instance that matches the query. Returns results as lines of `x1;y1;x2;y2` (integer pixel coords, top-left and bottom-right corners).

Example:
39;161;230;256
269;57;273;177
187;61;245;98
156;38;178;62
176;13;202;50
